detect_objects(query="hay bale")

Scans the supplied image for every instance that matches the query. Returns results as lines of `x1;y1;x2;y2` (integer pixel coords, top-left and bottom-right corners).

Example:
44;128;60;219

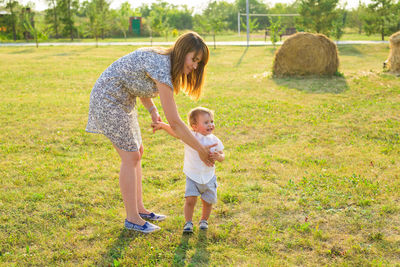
273;32;339;77
387;31;400;74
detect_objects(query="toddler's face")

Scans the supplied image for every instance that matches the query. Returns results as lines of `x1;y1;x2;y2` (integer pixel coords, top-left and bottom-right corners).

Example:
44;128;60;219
192;113;215;136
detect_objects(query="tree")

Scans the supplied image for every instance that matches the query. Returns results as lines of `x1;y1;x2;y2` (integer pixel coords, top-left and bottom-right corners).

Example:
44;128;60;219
167;5;193;30
208;0;236;31
5;0;18;40
112;1;136;39
82;0;101;45
236;0;269;30
346;0;368;34
203;1;229;49
268;17;283;47
45;0;60;38
299;0;339;36
147;1;171;40
269;3;299;30
96;0;110;39
59;0;78;40
362;0;397;40
138;3;151;18
23;10;47;47
331;7;347;42
193;14;212;38
241;17;259;34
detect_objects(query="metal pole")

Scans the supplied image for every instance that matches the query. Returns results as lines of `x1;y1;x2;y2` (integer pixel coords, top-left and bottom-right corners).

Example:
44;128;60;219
238;12;240;36
246;0;249;47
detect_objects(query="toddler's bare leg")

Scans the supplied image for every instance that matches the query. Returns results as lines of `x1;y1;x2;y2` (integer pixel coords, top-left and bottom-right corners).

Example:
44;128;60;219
201;199;212;221
184;196;197;222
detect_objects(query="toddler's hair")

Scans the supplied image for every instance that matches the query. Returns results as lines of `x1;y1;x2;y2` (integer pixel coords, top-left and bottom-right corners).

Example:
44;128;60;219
188;107;214;127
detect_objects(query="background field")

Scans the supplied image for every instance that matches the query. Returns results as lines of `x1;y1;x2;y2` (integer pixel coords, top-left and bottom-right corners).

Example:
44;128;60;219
0;30;386;44
1;43;399;266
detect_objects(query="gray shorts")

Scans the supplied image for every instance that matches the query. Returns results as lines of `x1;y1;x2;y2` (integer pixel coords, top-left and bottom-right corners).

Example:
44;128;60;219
185;175;218;204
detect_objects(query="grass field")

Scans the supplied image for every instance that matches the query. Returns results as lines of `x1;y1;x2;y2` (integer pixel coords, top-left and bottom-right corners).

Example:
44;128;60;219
1;43;399;266
0;30;386;44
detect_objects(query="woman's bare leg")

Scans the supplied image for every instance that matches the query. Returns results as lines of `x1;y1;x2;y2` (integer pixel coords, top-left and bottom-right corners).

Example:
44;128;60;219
136;145;150;214
113;144;146;225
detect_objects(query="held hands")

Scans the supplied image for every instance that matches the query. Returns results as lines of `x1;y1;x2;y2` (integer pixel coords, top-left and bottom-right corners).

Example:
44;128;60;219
150;108;162;133
151;121;167;133
151;122;179;138
200;143;218;167
150;108;161;125
151;120;218;167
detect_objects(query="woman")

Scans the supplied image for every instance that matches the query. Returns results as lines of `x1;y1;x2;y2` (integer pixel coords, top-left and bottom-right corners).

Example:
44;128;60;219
86;32;215;233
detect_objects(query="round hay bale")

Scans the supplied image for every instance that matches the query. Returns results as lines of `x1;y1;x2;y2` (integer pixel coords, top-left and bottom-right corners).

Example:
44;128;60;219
273;32;339;77
387;31;400;74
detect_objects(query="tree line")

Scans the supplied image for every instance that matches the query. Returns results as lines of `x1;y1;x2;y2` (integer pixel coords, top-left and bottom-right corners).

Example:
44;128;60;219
0;0;400;43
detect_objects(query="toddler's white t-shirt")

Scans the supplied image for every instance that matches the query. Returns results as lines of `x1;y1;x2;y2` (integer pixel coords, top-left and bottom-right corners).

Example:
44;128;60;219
183;131;224;184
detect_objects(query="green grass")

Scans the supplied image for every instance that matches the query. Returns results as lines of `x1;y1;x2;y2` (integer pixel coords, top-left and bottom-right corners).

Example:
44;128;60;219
0;29;385;44
1;43;399;266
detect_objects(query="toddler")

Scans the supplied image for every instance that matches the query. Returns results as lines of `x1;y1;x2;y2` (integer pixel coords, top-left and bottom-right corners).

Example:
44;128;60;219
152;107;224;232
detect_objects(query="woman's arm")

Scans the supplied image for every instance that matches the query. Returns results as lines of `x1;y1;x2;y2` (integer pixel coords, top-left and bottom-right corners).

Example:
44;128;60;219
140;97;161;123
157;81;215;167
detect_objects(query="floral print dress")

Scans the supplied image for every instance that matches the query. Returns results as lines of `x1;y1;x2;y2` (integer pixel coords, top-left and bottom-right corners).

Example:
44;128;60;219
86;48;173;151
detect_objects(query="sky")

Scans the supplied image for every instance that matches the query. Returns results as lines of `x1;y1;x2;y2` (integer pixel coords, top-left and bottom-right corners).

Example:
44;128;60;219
21;0;371;12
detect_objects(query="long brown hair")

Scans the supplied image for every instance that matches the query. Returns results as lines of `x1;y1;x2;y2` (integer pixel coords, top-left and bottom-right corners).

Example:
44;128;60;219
163;32;209;99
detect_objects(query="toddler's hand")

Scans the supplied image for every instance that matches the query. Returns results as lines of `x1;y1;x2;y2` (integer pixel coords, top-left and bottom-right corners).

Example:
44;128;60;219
210;152;219;161
151;122;167;133
151;122;162;133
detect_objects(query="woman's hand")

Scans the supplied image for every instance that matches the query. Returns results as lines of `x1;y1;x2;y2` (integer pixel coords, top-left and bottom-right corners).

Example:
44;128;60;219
198;143;218;167
139;97;161;124
150;108;161;124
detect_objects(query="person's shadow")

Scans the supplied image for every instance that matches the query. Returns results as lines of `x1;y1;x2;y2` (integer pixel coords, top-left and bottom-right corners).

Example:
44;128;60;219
173;230;210;266
96;228;140;266
190;230;210;266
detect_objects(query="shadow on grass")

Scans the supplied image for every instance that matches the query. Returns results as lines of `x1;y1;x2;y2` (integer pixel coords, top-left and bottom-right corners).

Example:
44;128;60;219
338;45;363;57
191;230;210;266
235;47;248;67
8;48;35;54
52;47;94;57
273;75;349;94
173;230;210;266
97;228;139;266
173;233;191;266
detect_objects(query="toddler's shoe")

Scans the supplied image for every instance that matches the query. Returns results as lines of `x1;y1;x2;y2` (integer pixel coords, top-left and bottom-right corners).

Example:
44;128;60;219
139;212;166;221
124;219;160;233
183;221;194;233
199;220;208;230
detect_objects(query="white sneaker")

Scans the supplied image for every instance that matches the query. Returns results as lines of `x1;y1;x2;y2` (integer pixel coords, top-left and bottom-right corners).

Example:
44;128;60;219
139;212;167;221
199;220;208;230
183;221;194;233
124;219;160;233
